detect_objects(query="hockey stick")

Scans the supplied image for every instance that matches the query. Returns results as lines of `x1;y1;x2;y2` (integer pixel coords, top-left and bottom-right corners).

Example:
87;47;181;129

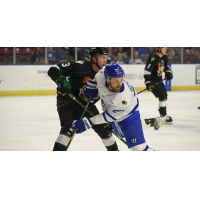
111;130;127;145
137;78;166;95
66;98;91;150
68;93;128;146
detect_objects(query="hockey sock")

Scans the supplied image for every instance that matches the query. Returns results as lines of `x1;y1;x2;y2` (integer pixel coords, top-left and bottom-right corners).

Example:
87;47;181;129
130;143;155;151
158;100;167;116
102;134;119;151
53;131;73;151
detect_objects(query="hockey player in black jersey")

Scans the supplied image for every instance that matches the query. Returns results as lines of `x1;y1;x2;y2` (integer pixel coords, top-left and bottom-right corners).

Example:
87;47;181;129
144;47;173;124
48;47;120;151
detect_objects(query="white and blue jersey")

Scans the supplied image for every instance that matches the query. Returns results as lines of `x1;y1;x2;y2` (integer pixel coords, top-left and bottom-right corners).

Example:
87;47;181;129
90;67;146;149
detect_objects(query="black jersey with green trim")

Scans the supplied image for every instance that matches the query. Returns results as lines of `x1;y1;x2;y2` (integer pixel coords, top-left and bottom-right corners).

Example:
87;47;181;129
144;53;170;84
48;60;98;105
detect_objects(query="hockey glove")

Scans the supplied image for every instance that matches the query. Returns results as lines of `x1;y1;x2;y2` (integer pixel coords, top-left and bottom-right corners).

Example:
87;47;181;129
146;83;154;91
71;116;94;134
85;79;99;101
165;70;173;81
56;75;71;97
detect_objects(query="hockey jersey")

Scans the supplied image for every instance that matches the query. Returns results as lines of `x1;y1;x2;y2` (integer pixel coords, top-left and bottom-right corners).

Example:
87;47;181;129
144;53;171;84
48;60;99;106
90;67;139;125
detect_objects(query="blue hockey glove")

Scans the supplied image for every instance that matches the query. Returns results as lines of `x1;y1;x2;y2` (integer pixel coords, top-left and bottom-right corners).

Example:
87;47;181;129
165;70;173;81
85;79;99;101
71;116;94;134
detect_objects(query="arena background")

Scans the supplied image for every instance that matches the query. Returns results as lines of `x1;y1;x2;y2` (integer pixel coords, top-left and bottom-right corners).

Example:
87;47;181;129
1;1;200;200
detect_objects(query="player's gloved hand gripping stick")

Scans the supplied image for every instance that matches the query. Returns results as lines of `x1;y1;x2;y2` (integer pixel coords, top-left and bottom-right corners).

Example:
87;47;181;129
138;78;166;95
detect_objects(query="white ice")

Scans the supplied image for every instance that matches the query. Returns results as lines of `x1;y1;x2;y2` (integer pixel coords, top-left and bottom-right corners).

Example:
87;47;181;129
0;91;200;151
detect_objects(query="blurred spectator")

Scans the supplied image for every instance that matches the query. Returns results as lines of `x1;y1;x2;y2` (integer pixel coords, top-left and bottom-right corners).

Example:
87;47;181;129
0;47;10;64
191;47;200;58
137;47;149;63
77;47;90;61
129;51;143;64
31;47;45;64
165;47;180;63
191;53;200;63
44;47;56;64
168;49;176;63
107;47;115;64
116;53;124;64
114;47;128;63
69;47;75;61
148;47;156;54
183;47;192;63
137;47;149;57
54;47;68;62
173;47;181;56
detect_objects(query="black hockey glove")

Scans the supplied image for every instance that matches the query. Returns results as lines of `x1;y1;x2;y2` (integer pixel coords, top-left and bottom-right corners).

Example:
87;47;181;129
146;83;154;91
56;75;71;97
165;70;173;81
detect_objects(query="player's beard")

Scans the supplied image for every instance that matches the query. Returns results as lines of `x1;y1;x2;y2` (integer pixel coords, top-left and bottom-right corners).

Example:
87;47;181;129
109;83;122;93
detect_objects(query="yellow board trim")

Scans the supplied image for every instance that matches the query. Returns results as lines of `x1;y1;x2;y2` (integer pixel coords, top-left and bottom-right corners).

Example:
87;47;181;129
171;86;200;91
0;86;200;97
0;90;57;96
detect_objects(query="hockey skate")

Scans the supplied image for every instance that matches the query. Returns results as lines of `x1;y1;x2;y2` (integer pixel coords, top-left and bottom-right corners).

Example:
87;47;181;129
164;115;173;125
152;116;166;130
144;116;166;130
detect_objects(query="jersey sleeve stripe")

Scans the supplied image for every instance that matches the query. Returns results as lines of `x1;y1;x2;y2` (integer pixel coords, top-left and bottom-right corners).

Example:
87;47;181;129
144;70;151;75
103;112;109;123
106;110;117;121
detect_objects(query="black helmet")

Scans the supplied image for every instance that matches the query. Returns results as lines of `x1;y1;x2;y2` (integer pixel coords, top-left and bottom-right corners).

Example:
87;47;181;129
90;47;109;69
156;47;162;51
90;47;109;58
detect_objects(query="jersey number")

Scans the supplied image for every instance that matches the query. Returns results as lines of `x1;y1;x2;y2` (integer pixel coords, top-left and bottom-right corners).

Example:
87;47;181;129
62;62;70;67
132;139;136;143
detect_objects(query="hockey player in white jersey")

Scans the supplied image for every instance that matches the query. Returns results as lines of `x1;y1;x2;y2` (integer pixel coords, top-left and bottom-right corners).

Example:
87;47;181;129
72;64;164;151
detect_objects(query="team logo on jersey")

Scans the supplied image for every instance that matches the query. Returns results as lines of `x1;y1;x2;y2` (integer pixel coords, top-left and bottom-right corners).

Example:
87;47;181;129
157;61;164;76
83;76;90;83
151;57;155;62
157;66;164;77
122;100;127;105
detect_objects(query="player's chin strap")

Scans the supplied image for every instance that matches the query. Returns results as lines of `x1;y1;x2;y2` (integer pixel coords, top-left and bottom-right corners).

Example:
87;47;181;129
91;54;101;69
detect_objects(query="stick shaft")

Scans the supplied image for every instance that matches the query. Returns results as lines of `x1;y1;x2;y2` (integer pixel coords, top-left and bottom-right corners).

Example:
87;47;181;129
137;79;166;95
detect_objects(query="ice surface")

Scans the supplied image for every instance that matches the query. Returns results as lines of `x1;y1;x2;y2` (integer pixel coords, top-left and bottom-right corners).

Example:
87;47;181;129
0;91;200;151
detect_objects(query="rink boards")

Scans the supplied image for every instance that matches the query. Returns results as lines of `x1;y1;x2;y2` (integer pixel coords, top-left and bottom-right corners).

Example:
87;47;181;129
0;64;200;96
